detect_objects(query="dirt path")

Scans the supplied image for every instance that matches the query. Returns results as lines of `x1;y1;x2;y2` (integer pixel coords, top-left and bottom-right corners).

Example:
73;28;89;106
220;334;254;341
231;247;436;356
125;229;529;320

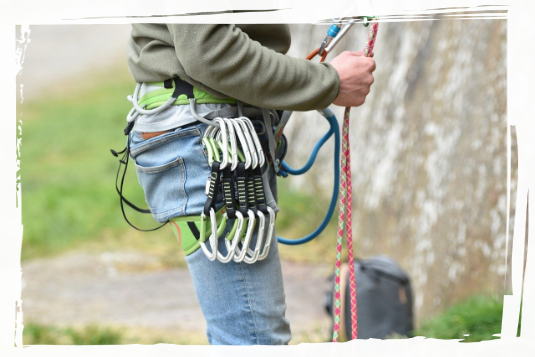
0;5;130;112
21;251;333;343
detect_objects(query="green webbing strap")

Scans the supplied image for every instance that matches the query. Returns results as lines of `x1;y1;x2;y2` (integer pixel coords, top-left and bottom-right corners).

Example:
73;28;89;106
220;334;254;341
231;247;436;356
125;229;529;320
139;79;239;109
169;208;227;256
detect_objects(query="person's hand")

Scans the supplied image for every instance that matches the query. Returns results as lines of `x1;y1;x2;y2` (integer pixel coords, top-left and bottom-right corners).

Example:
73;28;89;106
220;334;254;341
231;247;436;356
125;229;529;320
329;51;376;107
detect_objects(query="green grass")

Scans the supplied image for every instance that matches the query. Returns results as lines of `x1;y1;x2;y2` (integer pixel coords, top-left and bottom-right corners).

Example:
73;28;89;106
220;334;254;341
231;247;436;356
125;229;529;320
0;322;208;357
20;65;161;260
307;296;535;357
22;323;66;345
277;179;340;263
67;325;122;351
23;323;123;345
419;296;535;357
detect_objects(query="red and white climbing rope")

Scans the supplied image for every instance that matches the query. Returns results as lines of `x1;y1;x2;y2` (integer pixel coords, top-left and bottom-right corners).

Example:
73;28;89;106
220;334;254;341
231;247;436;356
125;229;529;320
301;18;379;342
332;20;379;343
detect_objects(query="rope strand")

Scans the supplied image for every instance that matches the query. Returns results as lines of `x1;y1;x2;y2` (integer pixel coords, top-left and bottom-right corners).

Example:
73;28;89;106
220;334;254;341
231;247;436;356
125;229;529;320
305;20;379;342
333;20;379;343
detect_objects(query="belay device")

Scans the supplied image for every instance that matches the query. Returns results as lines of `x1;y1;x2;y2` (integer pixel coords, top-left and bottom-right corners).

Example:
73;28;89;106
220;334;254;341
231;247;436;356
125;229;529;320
112;18;379;337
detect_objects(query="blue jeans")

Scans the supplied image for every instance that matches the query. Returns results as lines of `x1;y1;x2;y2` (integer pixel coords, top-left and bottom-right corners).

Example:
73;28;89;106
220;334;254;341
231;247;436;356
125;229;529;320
129;123;291;345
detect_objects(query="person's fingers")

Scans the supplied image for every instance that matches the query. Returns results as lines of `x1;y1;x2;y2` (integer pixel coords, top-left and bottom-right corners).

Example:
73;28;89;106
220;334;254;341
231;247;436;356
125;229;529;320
368;58;376;72
344;51;364;57
340;50;373;57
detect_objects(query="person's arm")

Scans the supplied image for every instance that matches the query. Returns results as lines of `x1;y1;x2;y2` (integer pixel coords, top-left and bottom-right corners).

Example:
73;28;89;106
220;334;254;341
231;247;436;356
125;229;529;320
166;24;340;111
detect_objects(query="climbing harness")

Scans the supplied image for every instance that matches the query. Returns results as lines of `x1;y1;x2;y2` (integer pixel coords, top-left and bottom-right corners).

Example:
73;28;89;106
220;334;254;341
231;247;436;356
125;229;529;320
113;73;280;263
111;18;379;291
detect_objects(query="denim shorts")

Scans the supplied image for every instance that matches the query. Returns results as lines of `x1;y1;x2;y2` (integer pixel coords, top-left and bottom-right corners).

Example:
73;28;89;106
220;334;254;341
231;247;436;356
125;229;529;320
128;122;291;345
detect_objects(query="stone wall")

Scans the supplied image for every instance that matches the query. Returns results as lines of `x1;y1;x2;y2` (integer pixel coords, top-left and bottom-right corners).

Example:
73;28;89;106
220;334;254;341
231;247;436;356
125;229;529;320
281;0;535;317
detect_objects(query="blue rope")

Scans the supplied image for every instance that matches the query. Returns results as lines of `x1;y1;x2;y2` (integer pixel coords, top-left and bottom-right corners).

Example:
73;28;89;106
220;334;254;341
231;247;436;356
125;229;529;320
277;108;340;245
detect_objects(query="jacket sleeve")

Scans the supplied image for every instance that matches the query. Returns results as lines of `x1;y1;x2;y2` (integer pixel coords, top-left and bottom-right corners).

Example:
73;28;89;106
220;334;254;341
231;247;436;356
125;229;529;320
166;24;340;111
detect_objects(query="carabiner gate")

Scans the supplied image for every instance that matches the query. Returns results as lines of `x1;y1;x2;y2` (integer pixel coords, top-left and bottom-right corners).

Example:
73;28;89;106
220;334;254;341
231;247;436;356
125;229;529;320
318;17;372;57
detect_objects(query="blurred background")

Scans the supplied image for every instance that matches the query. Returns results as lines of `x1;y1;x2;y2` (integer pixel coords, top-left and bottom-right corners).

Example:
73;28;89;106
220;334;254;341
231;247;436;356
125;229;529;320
16;21;515;345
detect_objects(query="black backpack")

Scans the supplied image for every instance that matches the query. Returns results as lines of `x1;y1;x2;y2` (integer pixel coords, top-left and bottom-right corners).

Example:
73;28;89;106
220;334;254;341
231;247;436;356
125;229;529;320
325;255;414;340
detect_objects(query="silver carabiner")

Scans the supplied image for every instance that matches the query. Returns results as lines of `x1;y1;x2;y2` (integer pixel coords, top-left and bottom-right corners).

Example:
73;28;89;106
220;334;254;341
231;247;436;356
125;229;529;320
235;118;259;169
213;118;229;169
220;212;246;263
257;207;276;261
240;117;265;168
323;19;358;54
318;7;364;56
233;210;256;262
199;208;219;261
231;120;252;169
243;210;266;264
222;118;239;171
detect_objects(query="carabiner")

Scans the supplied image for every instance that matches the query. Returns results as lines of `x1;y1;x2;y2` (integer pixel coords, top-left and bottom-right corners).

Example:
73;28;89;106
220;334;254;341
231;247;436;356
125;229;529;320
213;118;229;169
233;210;256;262
243;210;266;264
204;128;219;170
221;212;246;263
257;206;276;261
231;120;252;169
199;208;219;261
240;117;265;168
318;23;342;56
309;18;363;60
223;118;239;171
236;118;259;169
323;20;357;55
318;0;378;59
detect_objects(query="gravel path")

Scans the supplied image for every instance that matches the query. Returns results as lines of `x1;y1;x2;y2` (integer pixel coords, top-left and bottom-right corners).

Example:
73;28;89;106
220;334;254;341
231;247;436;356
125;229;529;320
21;251;333;342
0;5;130;111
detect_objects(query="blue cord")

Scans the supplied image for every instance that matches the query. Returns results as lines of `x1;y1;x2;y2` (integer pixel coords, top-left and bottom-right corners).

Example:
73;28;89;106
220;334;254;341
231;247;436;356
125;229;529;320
277;108;340;245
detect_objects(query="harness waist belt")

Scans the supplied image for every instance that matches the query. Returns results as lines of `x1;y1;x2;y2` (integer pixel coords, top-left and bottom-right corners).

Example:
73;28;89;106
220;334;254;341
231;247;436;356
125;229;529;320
138;77;240;109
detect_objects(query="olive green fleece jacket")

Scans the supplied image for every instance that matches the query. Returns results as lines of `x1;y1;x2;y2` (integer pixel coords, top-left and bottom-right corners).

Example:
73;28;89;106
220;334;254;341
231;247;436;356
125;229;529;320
126;24;340;111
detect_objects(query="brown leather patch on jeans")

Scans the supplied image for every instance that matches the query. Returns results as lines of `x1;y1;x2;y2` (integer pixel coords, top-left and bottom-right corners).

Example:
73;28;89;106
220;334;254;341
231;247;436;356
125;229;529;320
141;131;170;140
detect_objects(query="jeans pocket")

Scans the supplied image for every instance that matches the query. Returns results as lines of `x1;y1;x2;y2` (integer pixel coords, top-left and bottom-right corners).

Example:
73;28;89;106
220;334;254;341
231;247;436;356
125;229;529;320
129;125;213;222
135;156;187;223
